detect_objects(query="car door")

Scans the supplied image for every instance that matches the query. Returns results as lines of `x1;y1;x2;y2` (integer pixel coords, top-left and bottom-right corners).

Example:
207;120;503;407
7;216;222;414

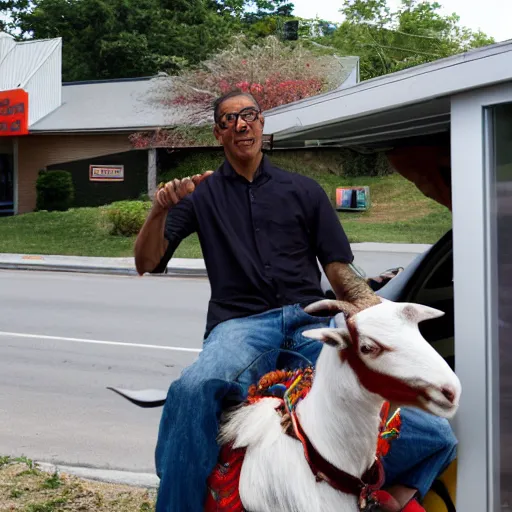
378;230;454;369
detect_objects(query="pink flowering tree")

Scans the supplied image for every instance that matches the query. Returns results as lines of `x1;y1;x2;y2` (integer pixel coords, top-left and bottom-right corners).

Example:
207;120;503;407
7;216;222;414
130;36;346;148
167;35;343;113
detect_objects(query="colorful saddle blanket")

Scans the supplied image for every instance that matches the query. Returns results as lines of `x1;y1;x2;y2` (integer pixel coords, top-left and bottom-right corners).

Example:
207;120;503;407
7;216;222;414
204;367;401;512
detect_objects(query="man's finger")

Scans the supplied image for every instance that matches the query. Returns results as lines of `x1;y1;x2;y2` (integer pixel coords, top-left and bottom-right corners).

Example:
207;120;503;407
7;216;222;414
178;178;195;199
166;181;179;205
156;189;167;209
192;170;214;185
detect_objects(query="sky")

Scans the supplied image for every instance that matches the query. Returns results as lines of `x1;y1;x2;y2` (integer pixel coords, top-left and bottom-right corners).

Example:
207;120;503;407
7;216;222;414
292;0;512;43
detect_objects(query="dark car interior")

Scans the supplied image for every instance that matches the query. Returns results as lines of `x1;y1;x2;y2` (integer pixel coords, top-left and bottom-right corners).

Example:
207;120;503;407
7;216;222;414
396;230;455;370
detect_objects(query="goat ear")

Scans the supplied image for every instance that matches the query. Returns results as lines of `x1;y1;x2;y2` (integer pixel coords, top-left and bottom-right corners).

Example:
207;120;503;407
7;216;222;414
400;303;445;323
302;328;349;347
302;315;350;348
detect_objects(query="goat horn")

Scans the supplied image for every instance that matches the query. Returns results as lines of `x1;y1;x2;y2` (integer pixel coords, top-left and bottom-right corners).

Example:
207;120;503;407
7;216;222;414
304;299;359;317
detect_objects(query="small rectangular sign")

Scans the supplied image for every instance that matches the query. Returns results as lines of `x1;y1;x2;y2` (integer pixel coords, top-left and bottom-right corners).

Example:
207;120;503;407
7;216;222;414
89;165;124;182
0;89;29;137
335;186;370;211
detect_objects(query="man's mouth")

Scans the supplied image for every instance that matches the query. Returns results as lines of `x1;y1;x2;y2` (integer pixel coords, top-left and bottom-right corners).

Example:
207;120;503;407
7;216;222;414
236;139;255;147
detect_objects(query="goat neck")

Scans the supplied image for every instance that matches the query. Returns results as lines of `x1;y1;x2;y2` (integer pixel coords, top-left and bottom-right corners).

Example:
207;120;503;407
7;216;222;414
296;344;384;478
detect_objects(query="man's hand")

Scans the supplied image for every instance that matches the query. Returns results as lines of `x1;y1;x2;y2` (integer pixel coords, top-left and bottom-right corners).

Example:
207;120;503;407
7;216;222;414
155;171;214;210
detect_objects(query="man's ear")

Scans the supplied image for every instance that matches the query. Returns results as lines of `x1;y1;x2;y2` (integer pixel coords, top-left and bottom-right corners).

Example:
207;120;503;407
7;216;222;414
259;113;265;127
213;125;223;145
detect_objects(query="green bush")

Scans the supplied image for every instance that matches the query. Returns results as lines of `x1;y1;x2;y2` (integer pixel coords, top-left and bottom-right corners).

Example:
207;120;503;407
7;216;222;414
103;200;152;236
159;152;223;183
36;170;75;211
340;149;394;177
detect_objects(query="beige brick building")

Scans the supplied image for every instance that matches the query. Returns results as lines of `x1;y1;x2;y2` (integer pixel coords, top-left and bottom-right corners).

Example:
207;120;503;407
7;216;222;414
0;32;197;215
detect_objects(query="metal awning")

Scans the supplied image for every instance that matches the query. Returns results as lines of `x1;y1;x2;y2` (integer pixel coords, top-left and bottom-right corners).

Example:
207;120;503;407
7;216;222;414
263;39;512;151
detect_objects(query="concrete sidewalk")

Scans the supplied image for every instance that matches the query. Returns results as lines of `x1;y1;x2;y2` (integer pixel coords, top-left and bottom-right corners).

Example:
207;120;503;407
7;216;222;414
0;243;431;277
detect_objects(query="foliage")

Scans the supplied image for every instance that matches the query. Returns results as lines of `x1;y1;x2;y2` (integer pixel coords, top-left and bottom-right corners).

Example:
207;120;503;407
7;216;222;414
102;200;152;237
0;456;156;511
1;0;493;86
214;0;294;19
158;151;224;183
35;170;74;212
0;171;450;258
317;0;495;80
129;126;217;149
0;0;238;81
341;149;394;177
167;35;344;112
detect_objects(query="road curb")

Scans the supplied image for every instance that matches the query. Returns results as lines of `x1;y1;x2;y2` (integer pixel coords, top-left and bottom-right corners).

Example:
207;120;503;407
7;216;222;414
0;262;208;278
36;461;159;489
0;243;431;277
351;243;432;254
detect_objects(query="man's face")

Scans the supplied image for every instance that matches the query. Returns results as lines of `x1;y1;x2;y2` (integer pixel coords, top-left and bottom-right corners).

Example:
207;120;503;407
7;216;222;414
214;96;264;163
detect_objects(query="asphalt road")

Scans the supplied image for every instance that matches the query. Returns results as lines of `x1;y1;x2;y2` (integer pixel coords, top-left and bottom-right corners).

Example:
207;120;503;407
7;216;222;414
0;250;420;476
0;270;208;474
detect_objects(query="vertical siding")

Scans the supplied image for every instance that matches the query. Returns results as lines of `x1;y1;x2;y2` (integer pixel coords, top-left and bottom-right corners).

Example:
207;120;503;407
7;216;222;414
17;134;134;213
0;36;62;127
25;46;62;126
0;33;16;66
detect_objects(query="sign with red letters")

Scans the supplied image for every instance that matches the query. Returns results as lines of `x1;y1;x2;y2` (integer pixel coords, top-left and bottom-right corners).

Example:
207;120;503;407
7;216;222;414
0;89;29;136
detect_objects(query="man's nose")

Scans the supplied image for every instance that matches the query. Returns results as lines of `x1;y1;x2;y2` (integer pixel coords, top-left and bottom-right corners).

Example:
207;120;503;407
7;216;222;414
235;116;248;132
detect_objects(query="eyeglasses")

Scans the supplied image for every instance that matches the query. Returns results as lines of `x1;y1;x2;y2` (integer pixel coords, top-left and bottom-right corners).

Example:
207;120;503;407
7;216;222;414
217;107;261;130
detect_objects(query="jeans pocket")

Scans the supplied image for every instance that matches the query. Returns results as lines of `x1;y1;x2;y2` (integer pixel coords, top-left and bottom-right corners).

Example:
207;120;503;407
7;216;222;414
297;304;334;323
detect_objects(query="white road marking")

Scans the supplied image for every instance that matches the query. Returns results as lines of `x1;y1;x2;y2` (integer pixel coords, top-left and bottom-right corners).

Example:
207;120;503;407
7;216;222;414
0;331;202;353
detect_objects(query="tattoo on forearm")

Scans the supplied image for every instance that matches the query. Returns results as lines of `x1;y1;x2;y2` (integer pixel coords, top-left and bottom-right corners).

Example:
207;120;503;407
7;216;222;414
326;263;381;308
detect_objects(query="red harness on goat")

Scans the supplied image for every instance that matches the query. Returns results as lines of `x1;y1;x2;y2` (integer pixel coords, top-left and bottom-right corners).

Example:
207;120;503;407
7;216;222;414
205;316;404;512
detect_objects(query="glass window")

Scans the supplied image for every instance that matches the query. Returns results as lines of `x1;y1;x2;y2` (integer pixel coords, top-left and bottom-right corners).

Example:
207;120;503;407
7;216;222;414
489;102;512;507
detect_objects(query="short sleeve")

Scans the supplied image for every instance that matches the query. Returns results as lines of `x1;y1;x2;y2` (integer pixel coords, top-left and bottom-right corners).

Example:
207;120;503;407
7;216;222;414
151;196;198;273
311;181;354;267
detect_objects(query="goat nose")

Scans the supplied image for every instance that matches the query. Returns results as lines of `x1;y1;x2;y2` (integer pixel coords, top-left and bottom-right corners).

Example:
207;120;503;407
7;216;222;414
441;387;456;403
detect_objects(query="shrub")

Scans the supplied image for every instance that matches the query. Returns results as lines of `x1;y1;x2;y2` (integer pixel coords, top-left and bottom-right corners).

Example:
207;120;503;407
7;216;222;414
36;170;75;211
103;200;152;237
158;152;223;183
341;150;394;178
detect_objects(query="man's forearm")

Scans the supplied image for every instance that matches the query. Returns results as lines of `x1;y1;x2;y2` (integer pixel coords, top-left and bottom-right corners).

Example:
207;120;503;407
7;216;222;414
324;262;381;309
134;205;169;276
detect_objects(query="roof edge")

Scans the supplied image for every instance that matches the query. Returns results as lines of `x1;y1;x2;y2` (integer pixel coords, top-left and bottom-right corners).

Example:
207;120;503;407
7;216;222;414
62;75;167;87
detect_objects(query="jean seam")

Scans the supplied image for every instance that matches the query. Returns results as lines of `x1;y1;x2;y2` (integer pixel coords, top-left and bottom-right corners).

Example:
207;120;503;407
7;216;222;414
231;348;280;383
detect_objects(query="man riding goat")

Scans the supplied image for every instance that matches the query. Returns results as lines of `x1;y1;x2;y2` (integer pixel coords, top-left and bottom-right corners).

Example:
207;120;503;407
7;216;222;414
134;91;457;512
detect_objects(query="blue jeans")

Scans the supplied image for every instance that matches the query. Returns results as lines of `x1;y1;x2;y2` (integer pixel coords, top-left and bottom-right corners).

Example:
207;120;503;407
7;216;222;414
155;305;457;511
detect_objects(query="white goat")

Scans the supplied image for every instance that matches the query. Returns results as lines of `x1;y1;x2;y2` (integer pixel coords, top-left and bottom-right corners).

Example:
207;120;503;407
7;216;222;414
216;299;461;512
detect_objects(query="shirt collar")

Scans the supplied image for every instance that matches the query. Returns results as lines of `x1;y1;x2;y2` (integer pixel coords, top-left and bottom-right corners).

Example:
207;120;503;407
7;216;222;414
220;154;271;183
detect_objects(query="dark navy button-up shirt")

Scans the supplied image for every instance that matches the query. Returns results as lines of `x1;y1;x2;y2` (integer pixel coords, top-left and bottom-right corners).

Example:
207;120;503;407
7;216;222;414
153;155;353;338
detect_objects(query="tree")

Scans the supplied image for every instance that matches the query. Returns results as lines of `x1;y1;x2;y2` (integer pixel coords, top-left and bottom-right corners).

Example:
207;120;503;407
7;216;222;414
164;35;345;115
0;0;237;81
214;0;294;19
317;0;495;80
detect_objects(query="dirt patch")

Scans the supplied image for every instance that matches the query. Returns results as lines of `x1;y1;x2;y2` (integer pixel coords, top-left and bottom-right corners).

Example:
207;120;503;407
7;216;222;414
0;457;155;512
357;201;433;223
339;200;434;224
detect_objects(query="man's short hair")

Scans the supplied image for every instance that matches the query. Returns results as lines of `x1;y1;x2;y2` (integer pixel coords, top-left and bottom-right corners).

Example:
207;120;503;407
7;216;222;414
213;91;261;124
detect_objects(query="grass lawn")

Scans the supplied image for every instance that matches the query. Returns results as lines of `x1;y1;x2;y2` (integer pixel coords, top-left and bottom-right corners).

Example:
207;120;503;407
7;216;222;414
0;172;451;258
0;456;155;512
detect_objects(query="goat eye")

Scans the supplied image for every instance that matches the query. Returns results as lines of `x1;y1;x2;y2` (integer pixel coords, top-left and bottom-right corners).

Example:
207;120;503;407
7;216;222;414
360;344;379;356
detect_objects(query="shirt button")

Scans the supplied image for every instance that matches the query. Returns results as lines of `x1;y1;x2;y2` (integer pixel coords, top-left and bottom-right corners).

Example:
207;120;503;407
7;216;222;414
276;294;282;299
265;264;270;269
255;228;260;233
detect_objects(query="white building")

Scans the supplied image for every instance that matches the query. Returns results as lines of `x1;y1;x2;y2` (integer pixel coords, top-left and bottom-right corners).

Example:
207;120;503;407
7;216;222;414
264;39;512;511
